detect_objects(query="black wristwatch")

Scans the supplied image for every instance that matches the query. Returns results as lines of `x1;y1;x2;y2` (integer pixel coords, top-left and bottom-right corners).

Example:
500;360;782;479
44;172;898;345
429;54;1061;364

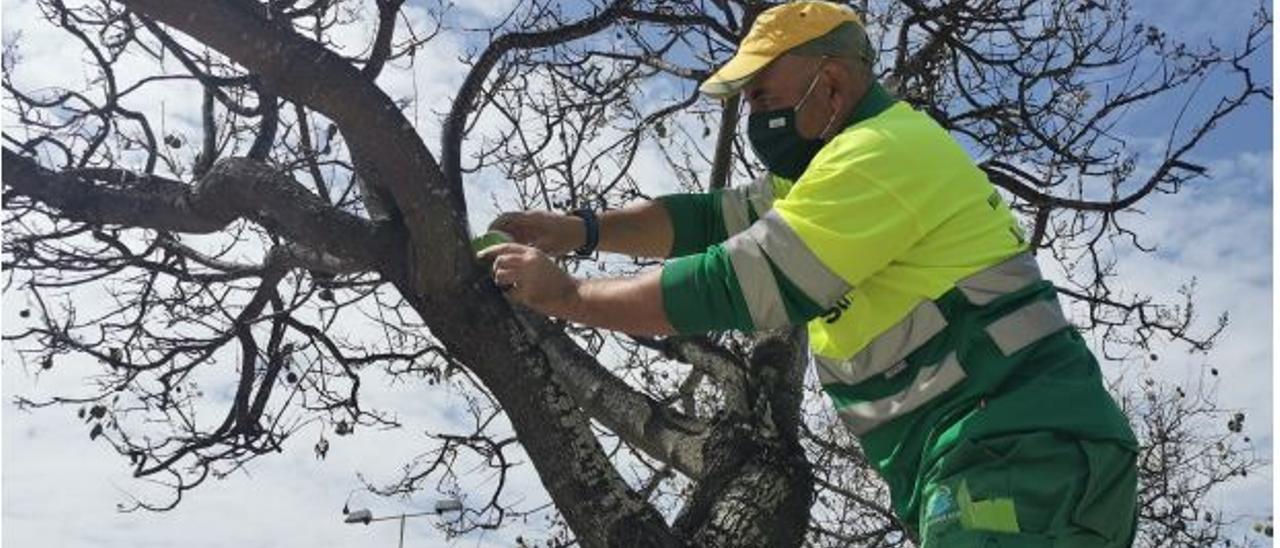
568;208;599;257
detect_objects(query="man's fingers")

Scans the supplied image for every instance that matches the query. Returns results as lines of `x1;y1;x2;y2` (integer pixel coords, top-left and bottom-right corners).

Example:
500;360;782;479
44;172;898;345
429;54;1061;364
492;260;529;287
476;242;525;260
491;267;526;299
492;266;515;286
480;242;550;306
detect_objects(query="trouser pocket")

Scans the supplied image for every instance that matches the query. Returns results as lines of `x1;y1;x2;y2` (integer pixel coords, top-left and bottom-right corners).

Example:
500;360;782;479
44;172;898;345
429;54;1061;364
1069;438;1138;543
919;431;1136;547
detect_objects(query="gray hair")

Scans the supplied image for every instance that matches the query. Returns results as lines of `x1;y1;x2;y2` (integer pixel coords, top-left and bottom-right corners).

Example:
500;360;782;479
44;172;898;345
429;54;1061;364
788;20;877;78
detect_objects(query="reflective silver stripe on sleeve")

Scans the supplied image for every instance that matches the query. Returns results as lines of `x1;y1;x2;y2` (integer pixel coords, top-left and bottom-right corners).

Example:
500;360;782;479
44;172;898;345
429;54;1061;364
837;352;967;436
724;232;791;329
720;188;751;236
814;300;947;386
814;357;844;386
744;174;776;219
956;252;1042;305
748;210;852;307
985;298;1070;356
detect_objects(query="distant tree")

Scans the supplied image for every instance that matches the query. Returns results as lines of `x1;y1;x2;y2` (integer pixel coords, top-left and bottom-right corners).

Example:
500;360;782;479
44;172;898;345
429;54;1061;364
2;1;1269;546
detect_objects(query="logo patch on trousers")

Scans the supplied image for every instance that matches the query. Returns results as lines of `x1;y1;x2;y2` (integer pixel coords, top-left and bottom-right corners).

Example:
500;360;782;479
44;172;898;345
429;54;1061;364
924;484;959;528
923;481;1022;536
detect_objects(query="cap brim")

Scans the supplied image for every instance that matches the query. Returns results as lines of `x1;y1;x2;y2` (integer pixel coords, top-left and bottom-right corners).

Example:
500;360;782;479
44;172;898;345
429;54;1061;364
699;51;775;99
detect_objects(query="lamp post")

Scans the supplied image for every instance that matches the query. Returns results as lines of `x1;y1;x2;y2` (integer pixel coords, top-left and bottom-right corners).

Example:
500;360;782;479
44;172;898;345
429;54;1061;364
343;499;463;548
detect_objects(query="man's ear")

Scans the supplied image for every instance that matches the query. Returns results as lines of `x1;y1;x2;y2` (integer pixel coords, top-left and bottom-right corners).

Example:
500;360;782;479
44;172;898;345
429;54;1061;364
820;62;846;115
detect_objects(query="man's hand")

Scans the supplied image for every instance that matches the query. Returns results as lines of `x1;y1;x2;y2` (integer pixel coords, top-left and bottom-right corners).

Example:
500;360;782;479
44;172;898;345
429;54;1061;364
489;211;585;257
477;243;580;317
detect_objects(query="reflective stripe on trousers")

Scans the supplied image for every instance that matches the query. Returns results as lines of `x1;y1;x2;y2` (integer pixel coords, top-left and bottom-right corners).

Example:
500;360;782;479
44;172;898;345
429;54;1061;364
822;253;1072;435
837;352;967;436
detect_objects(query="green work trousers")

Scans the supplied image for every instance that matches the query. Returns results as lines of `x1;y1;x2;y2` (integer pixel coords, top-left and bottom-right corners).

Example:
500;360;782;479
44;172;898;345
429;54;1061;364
917;430;1138;547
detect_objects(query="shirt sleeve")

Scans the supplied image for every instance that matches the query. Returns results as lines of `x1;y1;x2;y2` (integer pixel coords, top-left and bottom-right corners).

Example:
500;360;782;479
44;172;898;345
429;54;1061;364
660;157;924;335
656;193;727;258
660;242;827;335
656;174;794;258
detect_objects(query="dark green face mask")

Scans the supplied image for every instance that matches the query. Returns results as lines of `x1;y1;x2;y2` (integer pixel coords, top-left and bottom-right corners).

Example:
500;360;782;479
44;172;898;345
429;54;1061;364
747;66;836;180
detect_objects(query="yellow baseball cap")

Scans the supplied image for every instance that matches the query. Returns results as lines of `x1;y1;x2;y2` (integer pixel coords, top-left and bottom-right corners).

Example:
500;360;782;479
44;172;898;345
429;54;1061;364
700;2;866;98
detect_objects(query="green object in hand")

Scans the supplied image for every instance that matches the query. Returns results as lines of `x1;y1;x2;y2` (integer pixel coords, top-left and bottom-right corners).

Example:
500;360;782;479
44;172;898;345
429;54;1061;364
471;230;512;253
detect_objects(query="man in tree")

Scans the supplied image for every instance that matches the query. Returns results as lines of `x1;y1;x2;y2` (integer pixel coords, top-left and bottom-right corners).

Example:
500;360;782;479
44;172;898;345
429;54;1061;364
478;2;1138;546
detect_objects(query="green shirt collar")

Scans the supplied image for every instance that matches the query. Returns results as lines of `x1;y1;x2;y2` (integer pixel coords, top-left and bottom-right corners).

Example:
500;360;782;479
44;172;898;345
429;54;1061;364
845;81;897;128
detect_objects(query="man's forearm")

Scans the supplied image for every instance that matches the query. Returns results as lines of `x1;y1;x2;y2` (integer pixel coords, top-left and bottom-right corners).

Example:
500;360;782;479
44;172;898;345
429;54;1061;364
596;200;674;259
546;269;676;336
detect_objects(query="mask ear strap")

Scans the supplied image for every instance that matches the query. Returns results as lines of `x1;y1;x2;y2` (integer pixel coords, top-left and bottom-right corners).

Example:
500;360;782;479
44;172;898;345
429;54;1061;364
794;56;829;112
799;56;842;140
818;110;839;141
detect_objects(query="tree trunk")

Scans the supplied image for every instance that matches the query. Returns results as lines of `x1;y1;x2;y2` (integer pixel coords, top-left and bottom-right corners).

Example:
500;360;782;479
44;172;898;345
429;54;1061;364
674;330;814;548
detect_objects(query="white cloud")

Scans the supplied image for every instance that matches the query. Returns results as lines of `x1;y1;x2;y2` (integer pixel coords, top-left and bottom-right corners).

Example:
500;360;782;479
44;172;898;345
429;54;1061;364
1095;148;1273;526
455;0;520;23
2;0;93;93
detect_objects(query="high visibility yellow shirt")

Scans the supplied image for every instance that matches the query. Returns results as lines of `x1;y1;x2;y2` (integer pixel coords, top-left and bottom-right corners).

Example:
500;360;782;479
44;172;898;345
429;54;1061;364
658;83;1134;525
660;82;1027;352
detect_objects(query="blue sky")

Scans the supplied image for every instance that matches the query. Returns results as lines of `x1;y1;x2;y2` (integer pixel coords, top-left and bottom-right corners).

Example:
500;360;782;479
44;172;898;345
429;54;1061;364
1111;3;1273;531
2;1;1272;546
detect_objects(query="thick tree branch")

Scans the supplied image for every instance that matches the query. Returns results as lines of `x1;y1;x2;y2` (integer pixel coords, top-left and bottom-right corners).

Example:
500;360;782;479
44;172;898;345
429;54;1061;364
514;310;710;479
3;149;397;273
399;283;678;548
120;0;471;295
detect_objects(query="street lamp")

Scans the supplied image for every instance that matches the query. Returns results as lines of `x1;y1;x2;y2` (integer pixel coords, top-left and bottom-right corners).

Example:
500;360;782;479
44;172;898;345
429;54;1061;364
342;498;463;548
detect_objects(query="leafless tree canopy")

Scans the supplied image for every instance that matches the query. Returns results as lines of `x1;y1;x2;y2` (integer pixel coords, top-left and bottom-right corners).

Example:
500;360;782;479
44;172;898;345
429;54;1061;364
2;1;1270;546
